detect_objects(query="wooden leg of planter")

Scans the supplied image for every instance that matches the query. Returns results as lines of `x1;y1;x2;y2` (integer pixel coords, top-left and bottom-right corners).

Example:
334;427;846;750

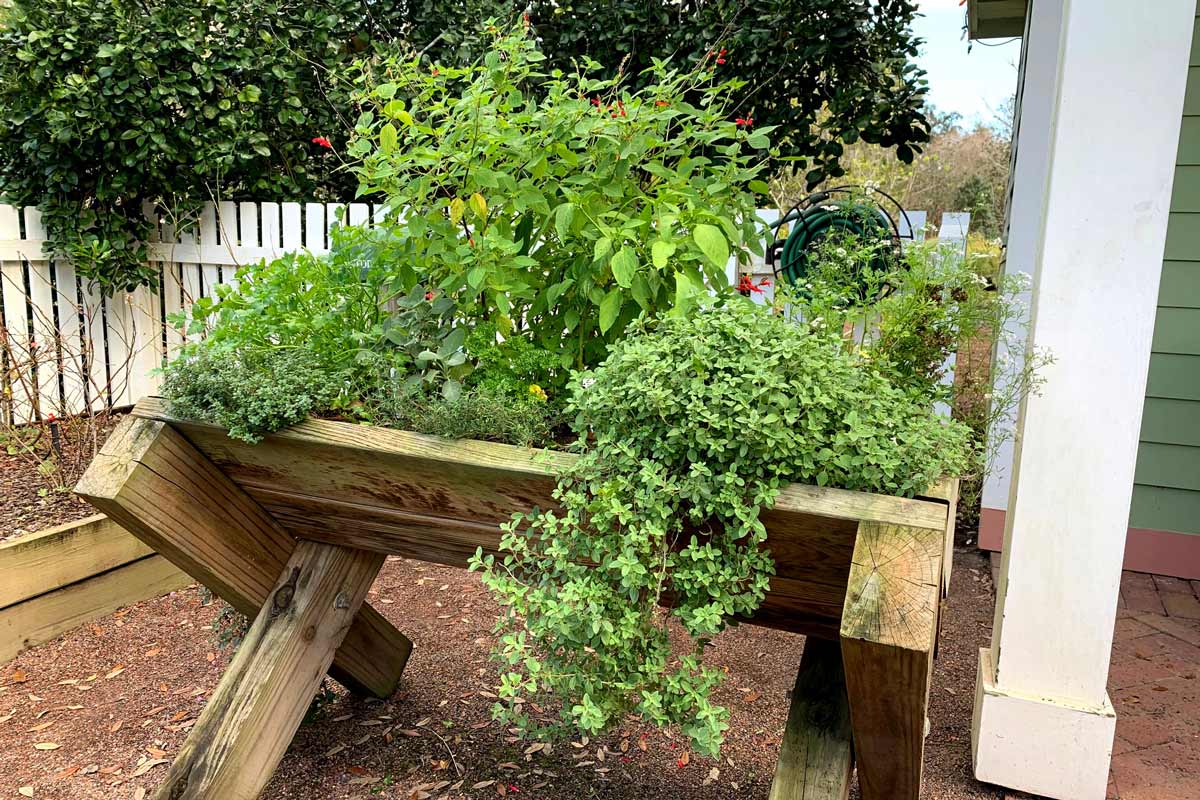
768;637;853;800
839;521;942;800
154;540;383;800
75;415;412;698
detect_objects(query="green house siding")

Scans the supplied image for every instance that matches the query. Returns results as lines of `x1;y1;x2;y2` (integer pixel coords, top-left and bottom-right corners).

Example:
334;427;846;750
1133;16;1200;535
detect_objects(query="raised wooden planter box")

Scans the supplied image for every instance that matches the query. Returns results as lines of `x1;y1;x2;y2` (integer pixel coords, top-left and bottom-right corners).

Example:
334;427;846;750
76;397;958;800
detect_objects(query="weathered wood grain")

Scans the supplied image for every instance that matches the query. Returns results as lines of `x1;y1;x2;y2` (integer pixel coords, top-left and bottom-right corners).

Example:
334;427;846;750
0;514;154;608
75;415;412;698
153;541;383;800
0;554;188;662
839;521;943;800
127;398;951;638
768;637;853;800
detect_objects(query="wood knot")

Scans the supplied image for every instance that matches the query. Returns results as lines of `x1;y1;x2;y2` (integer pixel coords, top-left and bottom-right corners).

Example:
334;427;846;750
271;567;301;617
302;625;316;642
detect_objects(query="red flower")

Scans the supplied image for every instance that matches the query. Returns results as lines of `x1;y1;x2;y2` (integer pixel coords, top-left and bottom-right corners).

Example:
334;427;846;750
432;67;440;76
734;117;753;128
738;275;771;295
424;290;435;301
655;100;670;107
311;136;332;149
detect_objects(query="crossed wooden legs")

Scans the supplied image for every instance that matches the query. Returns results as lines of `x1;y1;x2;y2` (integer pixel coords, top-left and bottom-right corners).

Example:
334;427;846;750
75;416;412;799
78;417;943;800
770;520;944;800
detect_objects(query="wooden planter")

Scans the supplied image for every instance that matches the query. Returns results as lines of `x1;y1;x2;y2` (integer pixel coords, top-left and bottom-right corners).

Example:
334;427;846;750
76;398;958;800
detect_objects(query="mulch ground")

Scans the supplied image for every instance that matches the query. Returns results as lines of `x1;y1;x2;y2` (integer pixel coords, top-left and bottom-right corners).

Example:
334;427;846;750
0;413;126;542
0;547;1004;800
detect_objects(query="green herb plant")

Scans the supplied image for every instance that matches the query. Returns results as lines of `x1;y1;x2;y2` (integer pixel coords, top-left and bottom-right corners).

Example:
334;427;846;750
470;300;973;756
349;24;771;372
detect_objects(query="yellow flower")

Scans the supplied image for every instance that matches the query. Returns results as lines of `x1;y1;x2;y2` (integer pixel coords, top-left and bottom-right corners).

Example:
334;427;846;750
528;384;548;402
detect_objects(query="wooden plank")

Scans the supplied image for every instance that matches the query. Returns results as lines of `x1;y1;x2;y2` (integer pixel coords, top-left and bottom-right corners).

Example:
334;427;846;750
52;261;88;416
78;276;108;412
25;209;59;418
305;203;326;251
281;203;303;251
75;414;412;697
153;540;382;800
0;554;188;663
260;201;282;261
129;398;950;638
199;202;222;297
840;522;942;800
0;515;152;608
0;204;33;424
131;397;947;530
127;283;164;401
768;637;853;800
102;291;134;408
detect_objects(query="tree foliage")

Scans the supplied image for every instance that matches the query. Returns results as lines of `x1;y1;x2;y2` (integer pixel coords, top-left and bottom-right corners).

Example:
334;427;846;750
396;0;931;185
0;0;363;291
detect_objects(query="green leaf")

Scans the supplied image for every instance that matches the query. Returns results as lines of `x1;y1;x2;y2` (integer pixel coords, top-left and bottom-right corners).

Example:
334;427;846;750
598;289;622;333
611;247;637;289
379;123;398;154
467;266;487;289
449;197;465;225
593;236;612;263
555;203;576;241
469;192;488;220
651;240;675;269
692;225;729;269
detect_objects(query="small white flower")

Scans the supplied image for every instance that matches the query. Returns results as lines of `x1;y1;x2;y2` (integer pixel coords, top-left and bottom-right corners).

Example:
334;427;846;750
580;377;596;389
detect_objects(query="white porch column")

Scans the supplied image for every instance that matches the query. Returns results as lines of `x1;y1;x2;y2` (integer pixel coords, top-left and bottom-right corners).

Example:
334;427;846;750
971;1;1196;799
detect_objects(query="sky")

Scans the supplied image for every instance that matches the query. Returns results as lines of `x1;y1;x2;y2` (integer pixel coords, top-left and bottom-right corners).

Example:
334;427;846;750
912;0;1021;126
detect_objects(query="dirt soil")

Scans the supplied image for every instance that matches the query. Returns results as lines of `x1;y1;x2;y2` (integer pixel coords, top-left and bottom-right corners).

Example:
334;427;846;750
0;547;1004;800
0;413;126;542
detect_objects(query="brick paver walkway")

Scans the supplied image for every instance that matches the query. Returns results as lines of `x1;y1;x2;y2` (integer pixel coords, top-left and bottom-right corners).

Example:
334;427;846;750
988;561;1200;799
1106;573;1200;799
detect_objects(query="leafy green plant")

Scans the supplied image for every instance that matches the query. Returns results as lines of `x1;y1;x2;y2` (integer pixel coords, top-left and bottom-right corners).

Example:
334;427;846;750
470;300;972;756
349;25;770;371
370;386;562;447
0;0;365;291
388;0;931;183
161;348;336;444
780;231;1050;488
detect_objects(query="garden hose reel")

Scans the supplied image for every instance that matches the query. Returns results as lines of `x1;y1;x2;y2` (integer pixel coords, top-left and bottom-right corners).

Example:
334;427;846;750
764;185;915;301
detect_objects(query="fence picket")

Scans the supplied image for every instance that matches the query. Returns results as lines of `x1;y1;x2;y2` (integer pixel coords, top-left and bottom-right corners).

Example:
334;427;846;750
79;280;108;413
305;203;326;251
261;202;282;262
0;205;31;425
281;203;303;251
53;261;87;416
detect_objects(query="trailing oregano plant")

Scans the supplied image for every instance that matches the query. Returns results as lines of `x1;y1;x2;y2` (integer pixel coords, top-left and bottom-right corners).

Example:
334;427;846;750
348;24;771;372
470;301;973;756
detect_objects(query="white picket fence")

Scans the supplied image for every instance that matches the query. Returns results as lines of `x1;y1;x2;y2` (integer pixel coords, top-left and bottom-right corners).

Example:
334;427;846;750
0;201;960;426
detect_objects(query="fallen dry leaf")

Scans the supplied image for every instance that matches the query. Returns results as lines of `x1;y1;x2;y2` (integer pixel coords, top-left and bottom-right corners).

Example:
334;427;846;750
19;787;33;797
34;742;61;750
10;670;28;684
27;721;53;733
110;721;123;733
130;759;168;777
104;666;126;680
